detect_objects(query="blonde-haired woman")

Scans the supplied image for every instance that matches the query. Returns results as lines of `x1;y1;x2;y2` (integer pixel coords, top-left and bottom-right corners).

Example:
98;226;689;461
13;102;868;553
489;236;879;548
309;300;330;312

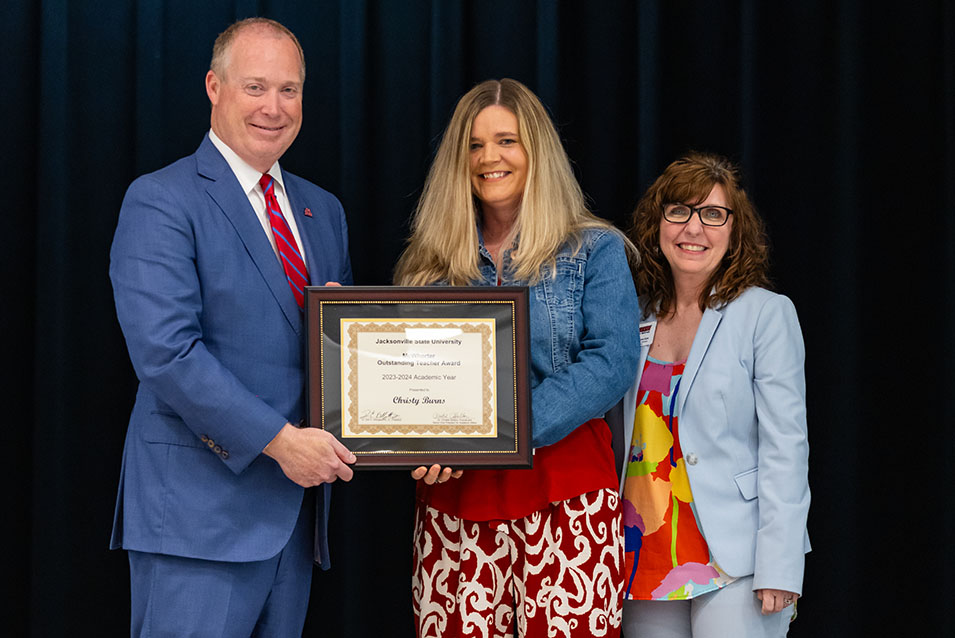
396;79;640;638
620;152;809;637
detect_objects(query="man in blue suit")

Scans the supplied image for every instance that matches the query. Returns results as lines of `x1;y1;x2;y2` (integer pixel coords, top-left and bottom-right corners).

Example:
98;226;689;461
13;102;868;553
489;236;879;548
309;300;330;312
109;17;355;637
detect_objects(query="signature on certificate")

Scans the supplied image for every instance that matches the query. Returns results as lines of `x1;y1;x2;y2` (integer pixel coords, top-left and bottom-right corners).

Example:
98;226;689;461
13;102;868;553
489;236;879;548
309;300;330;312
360;409;401;422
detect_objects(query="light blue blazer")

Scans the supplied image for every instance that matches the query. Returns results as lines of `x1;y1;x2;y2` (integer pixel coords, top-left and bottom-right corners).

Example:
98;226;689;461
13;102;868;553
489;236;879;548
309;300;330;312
618;287;810;594
109;135;352;568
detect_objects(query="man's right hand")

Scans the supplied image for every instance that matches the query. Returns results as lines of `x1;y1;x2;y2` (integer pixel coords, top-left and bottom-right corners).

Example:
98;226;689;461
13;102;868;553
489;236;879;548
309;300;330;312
263;423;356;487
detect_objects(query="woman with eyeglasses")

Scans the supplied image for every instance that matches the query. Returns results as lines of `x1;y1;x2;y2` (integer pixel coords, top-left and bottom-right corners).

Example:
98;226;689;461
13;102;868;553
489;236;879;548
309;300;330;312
619;152;809;637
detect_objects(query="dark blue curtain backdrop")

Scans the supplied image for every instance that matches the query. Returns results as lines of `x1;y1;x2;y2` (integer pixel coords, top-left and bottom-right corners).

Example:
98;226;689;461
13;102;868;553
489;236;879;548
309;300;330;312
3;0;953;636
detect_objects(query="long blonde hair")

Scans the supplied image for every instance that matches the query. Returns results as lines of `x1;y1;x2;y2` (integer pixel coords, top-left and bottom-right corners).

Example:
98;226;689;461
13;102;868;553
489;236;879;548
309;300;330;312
394;78;624;285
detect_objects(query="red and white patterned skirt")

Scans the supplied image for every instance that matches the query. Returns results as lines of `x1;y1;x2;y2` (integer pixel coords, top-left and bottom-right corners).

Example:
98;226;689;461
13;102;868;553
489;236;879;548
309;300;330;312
412;488;624;638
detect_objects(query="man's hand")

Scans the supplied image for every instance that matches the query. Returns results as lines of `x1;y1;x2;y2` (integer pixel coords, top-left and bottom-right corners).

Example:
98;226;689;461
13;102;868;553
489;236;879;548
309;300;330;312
264;423;356;487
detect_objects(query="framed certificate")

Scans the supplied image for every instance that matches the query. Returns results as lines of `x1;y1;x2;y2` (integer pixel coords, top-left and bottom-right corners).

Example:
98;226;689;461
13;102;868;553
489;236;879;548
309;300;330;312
305;286;532;469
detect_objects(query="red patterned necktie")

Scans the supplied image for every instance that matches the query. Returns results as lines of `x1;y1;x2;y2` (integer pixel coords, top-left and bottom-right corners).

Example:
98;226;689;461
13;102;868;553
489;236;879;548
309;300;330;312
259;174;310;309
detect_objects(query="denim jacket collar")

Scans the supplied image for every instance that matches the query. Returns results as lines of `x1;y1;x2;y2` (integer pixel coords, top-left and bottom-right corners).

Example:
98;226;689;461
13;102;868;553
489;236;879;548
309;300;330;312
475;222;517;285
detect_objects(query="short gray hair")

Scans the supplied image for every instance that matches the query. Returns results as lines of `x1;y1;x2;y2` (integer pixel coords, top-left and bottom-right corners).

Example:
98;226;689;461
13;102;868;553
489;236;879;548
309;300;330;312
210;17;305;82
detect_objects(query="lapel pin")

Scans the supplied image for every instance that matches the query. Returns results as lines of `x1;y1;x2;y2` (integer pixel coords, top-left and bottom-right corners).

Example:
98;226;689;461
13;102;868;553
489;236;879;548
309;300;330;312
304;207;313;217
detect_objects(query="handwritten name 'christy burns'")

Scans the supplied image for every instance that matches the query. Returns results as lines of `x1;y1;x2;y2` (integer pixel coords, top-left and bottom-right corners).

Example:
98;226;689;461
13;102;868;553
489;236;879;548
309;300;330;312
392;396;446;406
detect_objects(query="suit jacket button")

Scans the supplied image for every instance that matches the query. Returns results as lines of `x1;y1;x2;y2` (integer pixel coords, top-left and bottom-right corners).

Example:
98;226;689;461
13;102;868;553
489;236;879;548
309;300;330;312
213;444;222;454
221;450;230;460
685;453;698;466
200;434;209;443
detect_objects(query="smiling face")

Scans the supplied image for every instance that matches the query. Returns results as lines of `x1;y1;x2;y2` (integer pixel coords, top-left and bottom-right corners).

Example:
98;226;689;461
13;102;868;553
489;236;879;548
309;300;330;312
659;183;734;284
206;27;303;172
468;105;528;215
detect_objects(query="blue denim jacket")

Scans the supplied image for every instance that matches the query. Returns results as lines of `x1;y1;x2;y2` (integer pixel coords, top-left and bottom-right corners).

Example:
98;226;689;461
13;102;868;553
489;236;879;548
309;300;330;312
476;227;641;448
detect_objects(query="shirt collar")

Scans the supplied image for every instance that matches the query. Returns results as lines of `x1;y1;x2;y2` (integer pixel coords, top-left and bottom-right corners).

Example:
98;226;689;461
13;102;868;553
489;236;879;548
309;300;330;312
208;129;284;196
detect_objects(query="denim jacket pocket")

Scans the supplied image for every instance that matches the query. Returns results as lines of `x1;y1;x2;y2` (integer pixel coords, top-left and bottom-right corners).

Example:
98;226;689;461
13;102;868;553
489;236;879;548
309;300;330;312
535;255;585;370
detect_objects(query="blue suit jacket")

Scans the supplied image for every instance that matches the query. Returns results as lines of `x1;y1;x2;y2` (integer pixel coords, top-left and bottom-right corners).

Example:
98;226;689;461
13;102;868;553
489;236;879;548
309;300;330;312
619;287;810;594
109;135;352;567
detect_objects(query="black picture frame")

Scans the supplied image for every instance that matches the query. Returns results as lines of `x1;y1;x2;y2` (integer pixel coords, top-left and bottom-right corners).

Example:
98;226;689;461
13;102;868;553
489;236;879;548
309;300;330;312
305;286;532;469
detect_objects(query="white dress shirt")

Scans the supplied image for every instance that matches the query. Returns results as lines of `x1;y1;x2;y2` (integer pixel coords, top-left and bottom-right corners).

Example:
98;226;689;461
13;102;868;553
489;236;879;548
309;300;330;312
208;129;308;265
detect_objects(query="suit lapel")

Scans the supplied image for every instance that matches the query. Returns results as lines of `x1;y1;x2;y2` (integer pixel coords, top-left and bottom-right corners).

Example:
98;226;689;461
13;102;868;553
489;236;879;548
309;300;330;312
677;306;723;417
196;137;303;336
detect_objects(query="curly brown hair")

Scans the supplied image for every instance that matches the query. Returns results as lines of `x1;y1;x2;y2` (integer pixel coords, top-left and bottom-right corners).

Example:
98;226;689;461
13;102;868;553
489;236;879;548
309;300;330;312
628;152;771;320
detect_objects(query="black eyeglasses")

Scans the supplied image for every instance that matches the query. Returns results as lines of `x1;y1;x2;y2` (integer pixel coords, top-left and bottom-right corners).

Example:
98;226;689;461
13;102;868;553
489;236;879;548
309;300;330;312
663;203;733;227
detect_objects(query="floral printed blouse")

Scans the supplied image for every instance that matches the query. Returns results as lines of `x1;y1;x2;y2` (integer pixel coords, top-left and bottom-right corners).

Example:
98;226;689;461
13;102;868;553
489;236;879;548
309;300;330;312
622;356;736;600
